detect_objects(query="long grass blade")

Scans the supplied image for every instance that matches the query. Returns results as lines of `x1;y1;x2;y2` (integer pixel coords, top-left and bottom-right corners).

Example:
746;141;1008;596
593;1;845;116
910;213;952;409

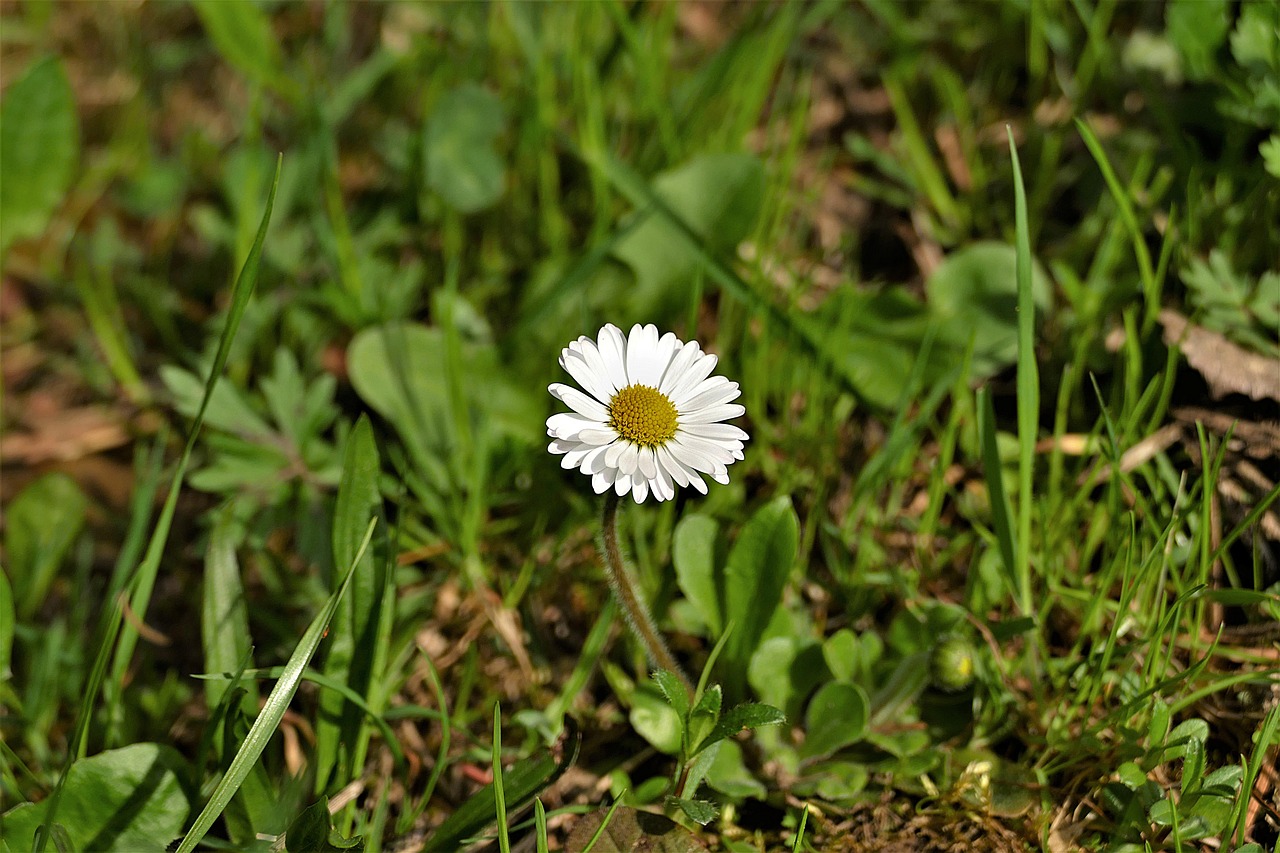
174;517;377;853
1007;126;1037;618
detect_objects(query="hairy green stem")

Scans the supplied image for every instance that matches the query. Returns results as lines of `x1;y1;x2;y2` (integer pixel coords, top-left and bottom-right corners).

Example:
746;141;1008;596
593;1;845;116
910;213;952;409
600;492;692;694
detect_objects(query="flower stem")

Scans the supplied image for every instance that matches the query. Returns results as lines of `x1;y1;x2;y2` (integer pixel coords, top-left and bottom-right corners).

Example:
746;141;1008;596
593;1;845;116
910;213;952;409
600;492;692;695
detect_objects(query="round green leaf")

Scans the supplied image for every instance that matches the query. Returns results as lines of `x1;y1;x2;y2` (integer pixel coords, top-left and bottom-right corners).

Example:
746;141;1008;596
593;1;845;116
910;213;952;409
925;241;1052;378
1;744;193;852
802;682;869;761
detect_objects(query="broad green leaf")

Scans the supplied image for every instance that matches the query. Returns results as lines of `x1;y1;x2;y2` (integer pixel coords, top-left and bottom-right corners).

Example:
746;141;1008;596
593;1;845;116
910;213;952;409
722;496;798;697
614;153;764;318
0;56;79;255
423;83;507;213
3;744;192;853
4;473;87;619
1164;718;1209;761
347;323;539;460
801;682;869;760
925;241;1051;378
201;509;253;711
671;514;722;634
704;740;766;800
630;681;682;755
821;629;859;683
803;286;952;410
564;807;708;853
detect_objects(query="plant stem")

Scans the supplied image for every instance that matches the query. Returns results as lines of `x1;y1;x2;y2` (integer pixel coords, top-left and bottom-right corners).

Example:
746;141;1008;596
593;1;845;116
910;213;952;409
600;492;693;695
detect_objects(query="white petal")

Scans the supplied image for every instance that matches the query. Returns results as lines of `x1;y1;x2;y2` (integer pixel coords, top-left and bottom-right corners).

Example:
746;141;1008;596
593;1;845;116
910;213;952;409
592;466;617;494
596;324;629;391
549;384;610;421
630;475;649;503
561;349;615;404
636;446;657;479
673;433;736;465
679;422;749;442
572;338;619;397
614;474;631;497
674;377;741;411
625;324;660;386
582;444;611;474
617;443;640;476
655;445;688;487
668;439;720;475
578;427;619;446
652;463;674;501
678;403;745;424
658;341;702;396
710;467;730;485
605;441;628;471
546;412;600;440
666;351;718;402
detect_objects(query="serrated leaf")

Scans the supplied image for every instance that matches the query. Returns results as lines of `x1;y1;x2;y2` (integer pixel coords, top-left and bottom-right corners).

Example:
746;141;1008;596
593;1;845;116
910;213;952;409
652;669;691;719
671;797;718;826
0;55;79;255
695;703;785;756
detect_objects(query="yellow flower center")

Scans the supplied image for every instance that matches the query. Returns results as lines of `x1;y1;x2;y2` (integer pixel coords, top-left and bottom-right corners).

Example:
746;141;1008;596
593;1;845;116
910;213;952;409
608;384;678;447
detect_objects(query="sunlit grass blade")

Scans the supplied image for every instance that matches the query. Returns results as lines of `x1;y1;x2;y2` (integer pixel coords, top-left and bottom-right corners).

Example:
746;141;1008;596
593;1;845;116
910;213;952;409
1074;118;1157;325
174;517;376;853
33;156;282;853
107;154;283;718
1007;126;1037;618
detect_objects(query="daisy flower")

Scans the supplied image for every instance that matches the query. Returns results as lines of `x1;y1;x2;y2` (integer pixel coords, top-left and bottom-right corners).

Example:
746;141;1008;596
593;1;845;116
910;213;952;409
547;323;748;503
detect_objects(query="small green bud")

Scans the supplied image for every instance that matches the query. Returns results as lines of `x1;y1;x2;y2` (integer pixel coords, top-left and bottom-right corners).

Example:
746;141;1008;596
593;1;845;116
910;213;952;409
930;635;976;692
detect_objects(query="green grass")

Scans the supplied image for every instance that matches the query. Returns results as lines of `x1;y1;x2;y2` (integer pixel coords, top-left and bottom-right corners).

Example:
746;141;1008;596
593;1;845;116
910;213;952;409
2;1;1279;851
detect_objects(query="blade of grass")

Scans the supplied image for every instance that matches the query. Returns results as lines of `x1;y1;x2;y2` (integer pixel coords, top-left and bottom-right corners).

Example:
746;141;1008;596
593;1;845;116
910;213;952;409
174;517;377;853
1008;126;1038;618
1074;118;1157;330
493;703;511;853
34;156;281;853
420;719;581;853
977;385;1017;601
107;155;282;724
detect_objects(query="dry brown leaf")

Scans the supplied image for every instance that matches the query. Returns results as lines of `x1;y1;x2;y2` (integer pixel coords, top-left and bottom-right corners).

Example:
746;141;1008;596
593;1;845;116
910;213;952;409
1160;309;1280;402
